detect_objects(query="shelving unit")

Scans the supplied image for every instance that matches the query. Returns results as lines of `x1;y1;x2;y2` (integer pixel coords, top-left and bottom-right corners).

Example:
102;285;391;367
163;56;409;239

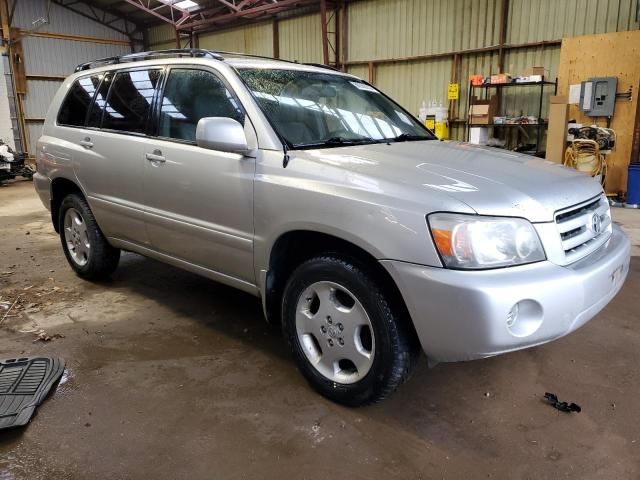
466;79;557;155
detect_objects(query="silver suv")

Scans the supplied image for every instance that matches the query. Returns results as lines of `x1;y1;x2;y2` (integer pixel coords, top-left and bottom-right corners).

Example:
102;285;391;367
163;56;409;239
35;49;630;405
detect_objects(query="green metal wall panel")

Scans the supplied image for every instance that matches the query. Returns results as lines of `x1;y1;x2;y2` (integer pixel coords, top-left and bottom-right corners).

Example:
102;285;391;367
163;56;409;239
278;13;332;63
199;22;274;56
347;0;503;61
151;41;177;51
144;0;639;141
147;24;176;46
375;57;452;116
507;0;639;43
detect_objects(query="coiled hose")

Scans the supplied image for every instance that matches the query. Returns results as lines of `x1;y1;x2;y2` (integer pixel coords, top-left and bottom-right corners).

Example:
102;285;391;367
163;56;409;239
564;139;607;185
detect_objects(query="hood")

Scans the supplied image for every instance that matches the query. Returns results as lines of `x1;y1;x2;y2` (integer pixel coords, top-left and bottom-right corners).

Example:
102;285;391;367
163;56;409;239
296;141;603;222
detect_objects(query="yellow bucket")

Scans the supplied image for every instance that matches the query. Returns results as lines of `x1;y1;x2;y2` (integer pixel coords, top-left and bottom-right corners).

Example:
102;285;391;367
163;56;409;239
435;121;449;140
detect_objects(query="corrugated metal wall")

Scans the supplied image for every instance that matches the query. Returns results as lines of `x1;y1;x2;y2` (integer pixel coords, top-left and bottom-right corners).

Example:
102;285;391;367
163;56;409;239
347;0;503;60
279;13;331;64
200;22;274;56
56;0;639;147
12;0;132;155
13;0;133;41
344;0;638;140
148;13;332;63
507;0;640;43
147;24;176;50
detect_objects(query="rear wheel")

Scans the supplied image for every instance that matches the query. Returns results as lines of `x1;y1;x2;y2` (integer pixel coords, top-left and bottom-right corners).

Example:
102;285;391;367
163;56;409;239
282;255;419;406
59;193;120;280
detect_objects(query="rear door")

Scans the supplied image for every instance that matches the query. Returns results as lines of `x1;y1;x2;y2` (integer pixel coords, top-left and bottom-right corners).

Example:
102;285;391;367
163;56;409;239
76;68;162;246
141;67;256;285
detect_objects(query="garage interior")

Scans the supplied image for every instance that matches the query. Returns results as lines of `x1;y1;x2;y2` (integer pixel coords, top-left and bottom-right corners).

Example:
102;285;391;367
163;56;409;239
1;0;640;478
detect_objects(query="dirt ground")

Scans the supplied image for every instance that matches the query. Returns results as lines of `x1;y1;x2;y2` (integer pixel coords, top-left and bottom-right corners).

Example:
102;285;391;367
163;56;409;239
1;179;639;480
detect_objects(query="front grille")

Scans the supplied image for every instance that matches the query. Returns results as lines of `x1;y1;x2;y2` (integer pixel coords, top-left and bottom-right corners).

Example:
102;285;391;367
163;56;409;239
554;194;612;264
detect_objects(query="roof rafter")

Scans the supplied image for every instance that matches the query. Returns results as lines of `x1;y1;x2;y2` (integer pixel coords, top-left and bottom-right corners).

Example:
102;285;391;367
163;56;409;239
52;0;144;41
117;0;338;32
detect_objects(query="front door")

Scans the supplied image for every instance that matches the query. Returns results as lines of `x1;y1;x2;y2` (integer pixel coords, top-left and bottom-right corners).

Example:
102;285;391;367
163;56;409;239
142;67;256;285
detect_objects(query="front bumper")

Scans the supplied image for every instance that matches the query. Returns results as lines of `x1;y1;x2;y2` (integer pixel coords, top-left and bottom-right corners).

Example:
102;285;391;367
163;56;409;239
382;225;631;362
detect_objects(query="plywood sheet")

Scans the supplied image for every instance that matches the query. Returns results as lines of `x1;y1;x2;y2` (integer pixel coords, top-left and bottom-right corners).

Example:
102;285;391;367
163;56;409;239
557;31;640;194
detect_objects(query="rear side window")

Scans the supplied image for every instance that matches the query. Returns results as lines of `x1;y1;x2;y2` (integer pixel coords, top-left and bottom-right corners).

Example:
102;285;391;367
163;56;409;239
101;69;161;134
159;69;245;142
87;72;113;128
57;75;102;126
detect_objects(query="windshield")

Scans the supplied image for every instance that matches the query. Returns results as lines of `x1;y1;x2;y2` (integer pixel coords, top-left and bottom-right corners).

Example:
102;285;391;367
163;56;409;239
237;68;435;149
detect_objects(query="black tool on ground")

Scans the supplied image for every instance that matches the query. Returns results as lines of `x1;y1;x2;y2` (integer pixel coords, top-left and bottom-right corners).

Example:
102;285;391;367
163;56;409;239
0;140;34;184
0;357;65;429
543;392;581;413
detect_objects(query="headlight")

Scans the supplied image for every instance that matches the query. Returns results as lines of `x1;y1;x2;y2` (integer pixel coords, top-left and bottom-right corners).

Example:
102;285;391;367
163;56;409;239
428;213;546;269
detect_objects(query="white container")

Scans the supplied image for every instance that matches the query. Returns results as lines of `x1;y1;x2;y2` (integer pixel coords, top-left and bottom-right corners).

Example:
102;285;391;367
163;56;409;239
469;127;489;145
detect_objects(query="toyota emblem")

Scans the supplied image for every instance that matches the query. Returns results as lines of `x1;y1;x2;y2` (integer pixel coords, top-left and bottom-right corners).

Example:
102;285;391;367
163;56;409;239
591;213;602;234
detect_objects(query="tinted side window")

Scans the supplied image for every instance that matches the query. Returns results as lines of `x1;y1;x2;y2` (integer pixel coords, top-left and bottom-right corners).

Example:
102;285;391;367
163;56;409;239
87;72;113;128
159;69;245;142
101;69;161;134
57;75;101;126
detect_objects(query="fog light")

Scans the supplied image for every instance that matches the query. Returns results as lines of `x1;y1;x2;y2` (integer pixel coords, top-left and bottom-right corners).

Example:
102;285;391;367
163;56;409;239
506;300;543;338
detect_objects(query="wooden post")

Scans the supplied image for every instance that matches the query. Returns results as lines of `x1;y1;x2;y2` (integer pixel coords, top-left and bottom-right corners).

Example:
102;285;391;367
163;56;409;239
175;28;181;49
273;19;279;59
449;53;460;121
320;0;329;65
368;62;374;84
340;1;348;71
334;6;340;68
497;0;509;73
0;0;9;41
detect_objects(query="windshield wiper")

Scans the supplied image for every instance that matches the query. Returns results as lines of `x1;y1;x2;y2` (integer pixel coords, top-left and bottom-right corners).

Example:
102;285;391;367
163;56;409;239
294;136;379;149
386;133;433;142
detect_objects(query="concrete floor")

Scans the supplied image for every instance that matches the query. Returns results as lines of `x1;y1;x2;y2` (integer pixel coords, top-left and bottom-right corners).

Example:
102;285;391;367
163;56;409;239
1;179;639;479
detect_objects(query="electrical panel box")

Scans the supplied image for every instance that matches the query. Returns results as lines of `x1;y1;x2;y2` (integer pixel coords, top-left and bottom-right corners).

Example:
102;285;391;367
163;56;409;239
579;77;617;117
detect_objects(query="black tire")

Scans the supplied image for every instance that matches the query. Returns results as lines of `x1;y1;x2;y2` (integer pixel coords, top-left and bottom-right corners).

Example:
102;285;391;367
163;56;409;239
58;193;120;280
282;255;419;406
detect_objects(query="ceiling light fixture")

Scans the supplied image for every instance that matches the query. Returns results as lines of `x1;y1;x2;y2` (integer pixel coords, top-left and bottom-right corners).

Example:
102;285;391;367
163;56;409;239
174;0;198;10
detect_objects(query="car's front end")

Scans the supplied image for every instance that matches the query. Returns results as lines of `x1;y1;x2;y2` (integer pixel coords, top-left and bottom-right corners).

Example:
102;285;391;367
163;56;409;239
383;192;630;362
233;59;631;368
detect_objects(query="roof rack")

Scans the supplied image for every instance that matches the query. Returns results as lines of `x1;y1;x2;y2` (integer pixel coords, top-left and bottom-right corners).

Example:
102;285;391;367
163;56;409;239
303;63;340;72
74;48;224;72
214;51;295;63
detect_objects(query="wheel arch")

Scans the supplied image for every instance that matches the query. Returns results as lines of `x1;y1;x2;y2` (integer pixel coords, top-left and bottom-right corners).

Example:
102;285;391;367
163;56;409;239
264;229;418;343
50;177;85;233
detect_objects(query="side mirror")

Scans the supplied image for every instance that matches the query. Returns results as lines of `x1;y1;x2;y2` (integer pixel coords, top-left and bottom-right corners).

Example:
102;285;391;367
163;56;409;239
196;117;250;155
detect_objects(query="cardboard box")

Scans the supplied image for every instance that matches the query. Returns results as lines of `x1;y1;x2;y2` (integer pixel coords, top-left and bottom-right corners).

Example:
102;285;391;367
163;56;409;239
468;96;498;125
490;73;512;84
524;66;546;77
545;95;569;163
469;104;491;124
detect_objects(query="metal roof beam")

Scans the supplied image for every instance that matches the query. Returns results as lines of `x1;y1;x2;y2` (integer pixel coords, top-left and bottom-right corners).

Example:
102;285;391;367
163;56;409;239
52;0;144;42
179;0;322;31
122;0;192;26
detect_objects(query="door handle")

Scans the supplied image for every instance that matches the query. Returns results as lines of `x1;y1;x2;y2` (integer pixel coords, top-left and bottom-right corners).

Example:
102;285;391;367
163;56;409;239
145;150;166;163
79;137;93;149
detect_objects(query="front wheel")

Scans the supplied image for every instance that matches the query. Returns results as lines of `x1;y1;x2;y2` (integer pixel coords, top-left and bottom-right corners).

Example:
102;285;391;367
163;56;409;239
59;193;120;280
282;256;419;406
